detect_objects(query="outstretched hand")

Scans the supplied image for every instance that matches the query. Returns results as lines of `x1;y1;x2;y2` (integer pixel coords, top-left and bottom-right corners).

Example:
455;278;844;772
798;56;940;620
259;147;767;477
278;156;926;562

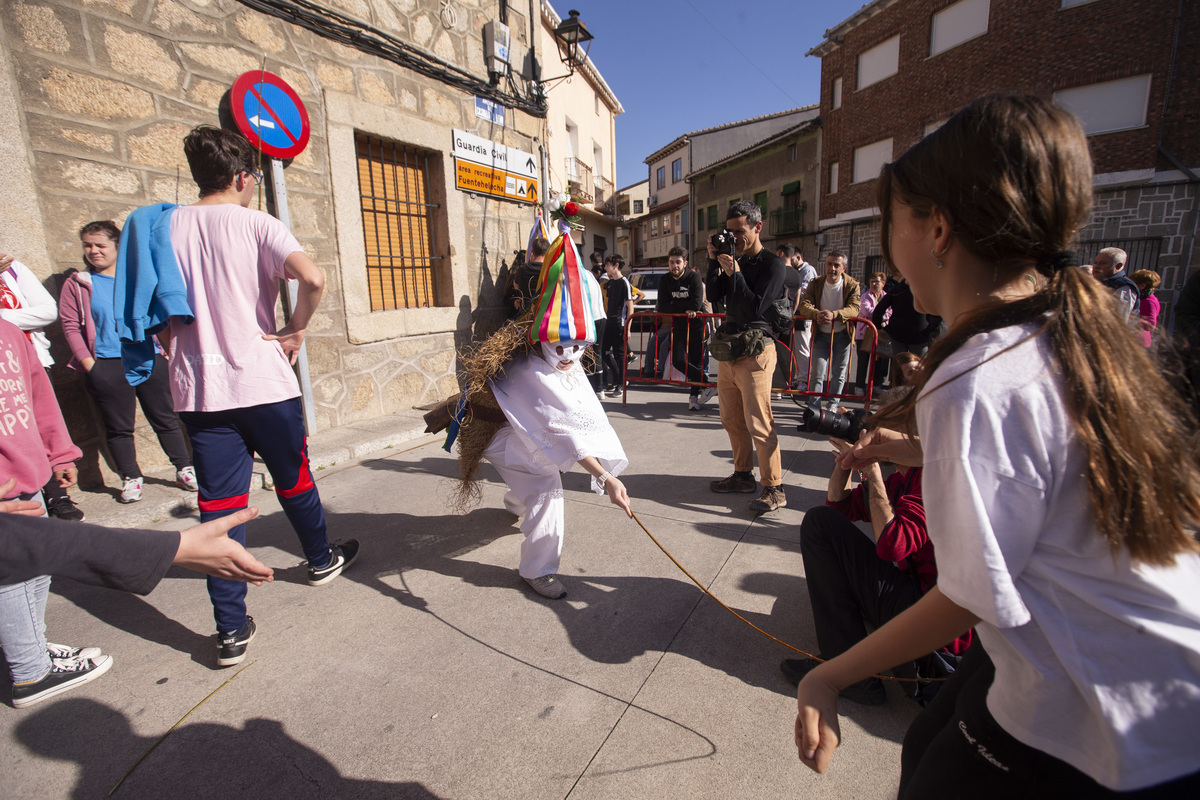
795;668;842;773
263;324;307;365
0;478;46;515
836;427;923;471
174;508;274;585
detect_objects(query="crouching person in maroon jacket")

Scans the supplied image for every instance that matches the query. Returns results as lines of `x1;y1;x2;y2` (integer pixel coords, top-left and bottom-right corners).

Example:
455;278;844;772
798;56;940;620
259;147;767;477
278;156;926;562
782;434;972;705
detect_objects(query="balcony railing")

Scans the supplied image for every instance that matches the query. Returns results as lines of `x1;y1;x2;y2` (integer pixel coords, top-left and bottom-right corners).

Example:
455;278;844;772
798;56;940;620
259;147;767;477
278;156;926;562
769;204;806;237
594;174;614;213
565;157;593;202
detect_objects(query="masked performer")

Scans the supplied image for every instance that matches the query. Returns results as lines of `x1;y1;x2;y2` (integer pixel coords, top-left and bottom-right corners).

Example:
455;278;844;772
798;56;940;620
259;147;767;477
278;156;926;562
439;201;631;599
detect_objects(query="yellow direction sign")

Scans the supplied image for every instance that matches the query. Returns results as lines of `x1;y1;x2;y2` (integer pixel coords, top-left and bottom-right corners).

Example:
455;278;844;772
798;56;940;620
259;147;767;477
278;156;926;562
454;159;538;204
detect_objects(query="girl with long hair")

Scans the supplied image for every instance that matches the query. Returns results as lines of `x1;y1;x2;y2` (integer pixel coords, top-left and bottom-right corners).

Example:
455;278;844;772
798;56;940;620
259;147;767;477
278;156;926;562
793;95;1200;796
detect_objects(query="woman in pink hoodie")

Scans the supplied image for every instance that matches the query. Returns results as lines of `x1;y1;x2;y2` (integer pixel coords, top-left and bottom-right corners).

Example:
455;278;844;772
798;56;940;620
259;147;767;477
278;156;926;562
0;317;112;707
60;221;195;504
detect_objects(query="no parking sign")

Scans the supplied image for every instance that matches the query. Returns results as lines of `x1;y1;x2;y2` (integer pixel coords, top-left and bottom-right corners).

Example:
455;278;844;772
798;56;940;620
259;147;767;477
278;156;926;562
230;71;310;159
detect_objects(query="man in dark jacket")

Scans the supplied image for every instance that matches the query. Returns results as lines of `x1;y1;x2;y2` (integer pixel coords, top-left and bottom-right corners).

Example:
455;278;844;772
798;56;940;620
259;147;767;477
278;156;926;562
1093;247;1139;326
705;201;787;514
656;247;714;410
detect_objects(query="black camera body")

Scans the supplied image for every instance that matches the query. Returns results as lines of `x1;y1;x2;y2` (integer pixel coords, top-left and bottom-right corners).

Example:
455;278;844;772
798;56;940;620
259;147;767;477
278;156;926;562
710;228;736;257
799;406;867;444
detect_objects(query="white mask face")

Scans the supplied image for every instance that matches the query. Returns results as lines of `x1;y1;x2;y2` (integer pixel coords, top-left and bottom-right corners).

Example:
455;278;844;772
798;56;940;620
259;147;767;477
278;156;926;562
540;340;586;372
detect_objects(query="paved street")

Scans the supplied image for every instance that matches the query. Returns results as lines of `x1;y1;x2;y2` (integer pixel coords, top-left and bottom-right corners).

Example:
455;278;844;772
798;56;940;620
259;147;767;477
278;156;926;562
2;386;918;799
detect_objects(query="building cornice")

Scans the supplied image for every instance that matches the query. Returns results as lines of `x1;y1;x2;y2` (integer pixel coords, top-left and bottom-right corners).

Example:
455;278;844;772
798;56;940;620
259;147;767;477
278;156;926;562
806;0;903;58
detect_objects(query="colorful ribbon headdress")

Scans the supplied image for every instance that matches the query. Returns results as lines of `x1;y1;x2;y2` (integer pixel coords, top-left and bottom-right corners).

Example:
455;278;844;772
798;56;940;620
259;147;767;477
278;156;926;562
529;224;597;346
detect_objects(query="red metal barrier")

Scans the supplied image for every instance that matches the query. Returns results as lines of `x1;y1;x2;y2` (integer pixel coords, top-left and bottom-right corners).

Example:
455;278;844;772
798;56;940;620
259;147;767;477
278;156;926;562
617;312;884;409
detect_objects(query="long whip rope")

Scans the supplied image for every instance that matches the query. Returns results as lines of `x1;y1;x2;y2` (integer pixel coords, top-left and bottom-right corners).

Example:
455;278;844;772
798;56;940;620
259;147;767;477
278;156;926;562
629;511;943;684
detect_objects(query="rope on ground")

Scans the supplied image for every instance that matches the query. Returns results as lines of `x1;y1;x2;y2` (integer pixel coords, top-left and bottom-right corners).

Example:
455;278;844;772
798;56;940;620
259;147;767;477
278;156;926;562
630;511;943;684
108;661;256;796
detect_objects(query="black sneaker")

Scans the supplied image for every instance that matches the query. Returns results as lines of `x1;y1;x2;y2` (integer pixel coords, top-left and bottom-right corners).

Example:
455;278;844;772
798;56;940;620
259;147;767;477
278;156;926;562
46;495;85;522
216;616;256;667
12;654;113;708
710;472;757;493
780;657;887;705
307;540;360;586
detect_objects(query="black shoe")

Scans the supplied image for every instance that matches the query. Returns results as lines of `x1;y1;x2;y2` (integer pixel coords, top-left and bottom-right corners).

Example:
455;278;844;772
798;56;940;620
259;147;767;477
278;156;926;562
46;495;85;522
12;654;113;708
780;657;887;705
710;472;757;493
307;540;360;586
216;617;256;667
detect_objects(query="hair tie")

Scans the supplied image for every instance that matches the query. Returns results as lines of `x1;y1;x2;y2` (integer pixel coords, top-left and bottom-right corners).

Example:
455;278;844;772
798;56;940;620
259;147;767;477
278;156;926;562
1036;250;1077;273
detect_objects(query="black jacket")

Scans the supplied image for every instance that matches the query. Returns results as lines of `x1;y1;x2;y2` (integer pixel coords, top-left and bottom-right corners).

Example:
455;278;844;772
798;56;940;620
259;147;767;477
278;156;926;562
705;248;787;334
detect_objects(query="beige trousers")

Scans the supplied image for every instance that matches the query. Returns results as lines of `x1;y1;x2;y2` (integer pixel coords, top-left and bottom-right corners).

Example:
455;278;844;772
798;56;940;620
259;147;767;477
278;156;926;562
716;345;781;487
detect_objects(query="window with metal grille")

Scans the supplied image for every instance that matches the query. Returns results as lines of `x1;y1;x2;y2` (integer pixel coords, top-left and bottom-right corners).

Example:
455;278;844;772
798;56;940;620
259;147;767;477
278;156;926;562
356;132;441;310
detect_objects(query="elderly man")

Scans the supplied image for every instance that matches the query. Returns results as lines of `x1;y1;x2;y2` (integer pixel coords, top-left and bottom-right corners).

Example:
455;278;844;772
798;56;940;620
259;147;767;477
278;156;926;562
1093;247;1139;325
797;251;860;411
705;200;788;514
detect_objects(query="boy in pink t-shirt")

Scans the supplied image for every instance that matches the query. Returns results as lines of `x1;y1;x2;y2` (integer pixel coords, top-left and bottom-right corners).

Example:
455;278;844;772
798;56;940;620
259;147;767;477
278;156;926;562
167;126;358;667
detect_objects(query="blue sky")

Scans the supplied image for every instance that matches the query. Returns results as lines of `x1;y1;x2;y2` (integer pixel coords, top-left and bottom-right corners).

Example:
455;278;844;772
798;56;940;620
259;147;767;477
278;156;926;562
563;0;872;187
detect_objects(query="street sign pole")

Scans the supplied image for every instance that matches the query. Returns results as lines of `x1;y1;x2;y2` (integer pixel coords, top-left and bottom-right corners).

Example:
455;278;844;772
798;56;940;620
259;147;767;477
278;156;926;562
231;70;318;434
268;156;317;436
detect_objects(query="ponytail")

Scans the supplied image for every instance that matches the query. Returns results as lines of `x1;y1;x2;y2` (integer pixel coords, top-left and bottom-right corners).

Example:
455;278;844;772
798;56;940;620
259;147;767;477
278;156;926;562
872;266;1200;565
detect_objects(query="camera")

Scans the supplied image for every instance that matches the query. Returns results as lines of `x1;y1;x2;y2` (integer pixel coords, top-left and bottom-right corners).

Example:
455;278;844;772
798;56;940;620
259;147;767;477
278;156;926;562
710;228;736;257
799;406;866;443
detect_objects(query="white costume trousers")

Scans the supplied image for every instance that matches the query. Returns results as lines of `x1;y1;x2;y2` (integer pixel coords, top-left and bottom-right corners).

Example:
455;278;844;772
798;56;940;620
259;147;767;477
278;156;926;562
484;427;564;579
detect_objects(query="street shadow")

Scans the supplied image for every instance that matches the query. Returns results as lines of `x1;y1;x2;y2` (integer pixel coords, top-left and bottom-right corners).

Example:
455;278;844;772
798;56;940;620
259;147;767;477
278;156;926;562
51;579;213;667
14;698;446;799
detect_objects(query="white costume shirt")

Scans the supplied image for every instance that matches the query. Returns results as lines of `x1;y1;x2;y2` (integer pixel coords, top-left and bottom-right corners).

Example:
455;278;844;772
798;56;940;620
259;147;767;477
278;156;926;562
490;352;627;491
917;323;1200;791
0;261;57;367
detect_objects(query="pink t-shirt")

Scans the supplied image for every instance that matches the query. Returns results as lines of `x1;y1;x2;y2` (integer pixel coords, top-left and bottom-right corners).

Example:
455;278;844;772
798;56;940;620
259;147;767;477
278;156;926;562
168;204;304;413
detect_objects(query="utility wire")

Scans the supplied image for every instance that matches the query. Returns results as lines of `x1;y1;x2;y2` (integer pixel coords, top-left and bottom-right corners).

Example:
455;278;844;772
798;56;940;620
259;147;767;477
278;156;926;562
682;0;801;108
233;0;546;116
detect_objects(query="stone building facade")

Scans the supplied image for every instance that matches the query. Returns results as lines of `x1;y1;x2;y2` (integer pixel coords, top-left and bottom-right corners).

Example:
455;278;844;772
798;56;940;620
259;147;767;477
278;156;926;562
807;0;1200;309
0;0;614;486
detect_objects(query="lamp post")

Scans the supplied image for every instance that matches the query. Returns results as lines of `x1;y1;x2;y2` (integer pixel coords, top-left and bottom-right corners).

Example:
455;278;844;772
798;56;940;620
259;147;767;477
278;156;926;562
553;9;594;71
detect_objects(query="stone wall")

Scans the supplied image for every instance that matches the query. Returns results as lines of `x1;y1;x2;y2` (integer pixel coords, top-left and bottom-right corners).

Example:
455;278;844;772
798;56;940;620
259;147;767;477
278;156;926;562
0;0;541;486
1086;181;1198;292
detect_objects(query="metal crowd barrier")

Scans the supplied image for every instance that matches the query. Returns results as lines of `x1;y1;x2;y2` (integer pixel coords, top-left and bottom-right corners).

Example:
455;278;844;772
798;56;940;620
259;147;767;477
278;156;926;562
615;312;885;409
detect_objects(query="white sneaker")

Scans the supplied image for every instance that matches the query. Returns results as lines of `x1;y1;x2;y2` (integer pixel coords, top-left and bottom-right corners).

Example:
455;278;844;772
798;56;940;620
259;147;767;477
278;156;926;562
176;466;199;492
698;386;718;407
688;395;701;411
120;476;144;503
47;642;102;664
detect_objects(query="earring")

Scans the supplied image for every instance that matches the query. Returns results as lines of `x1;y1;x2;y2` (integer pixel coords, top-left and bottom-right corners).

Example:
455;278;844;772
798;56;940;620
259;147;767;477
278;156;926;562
931;247;945;269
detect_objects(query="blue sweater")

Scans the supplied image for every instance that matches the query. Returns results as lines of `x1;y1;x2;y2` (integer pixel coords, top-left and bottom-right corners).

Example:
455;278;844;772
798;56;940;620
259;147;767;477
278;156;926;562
114;203;194;385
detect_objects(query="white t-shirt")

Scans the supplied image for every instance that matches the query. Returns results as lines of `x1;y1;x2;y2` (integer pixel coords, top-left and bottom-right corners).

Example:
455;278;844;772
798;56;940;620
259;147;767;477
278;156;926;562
168;204;304;413
917;322;1200;791
818;278;844;334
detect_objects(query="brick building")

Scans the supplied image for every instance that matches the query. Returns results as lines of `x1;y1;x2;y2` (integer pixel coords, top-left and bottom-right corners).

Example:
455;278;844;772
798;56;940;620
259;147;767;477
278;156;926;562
808;0;1199;325
689;118;822;264
0;0;621;487
633;106;818;270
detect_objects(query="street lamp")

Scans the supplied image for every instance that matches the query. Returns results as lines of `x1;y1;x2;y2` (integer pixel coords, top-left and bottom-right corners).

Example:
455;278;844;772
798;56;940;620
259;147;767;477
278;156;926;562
553;9;593;71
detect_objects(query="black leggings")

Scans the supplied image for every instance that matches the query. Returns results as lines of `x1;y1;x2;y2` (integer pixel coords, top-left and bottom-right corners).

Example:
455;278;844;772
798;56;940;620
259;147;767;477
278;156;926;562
900;642;1200;799
86;356;191;479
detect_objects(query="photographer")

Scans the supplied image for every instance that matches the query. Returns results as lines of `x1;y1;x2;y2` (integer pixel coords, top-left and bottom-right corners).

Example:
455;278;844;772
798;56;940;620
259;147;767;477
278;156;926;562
705;200;788;514
782;436;971;704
